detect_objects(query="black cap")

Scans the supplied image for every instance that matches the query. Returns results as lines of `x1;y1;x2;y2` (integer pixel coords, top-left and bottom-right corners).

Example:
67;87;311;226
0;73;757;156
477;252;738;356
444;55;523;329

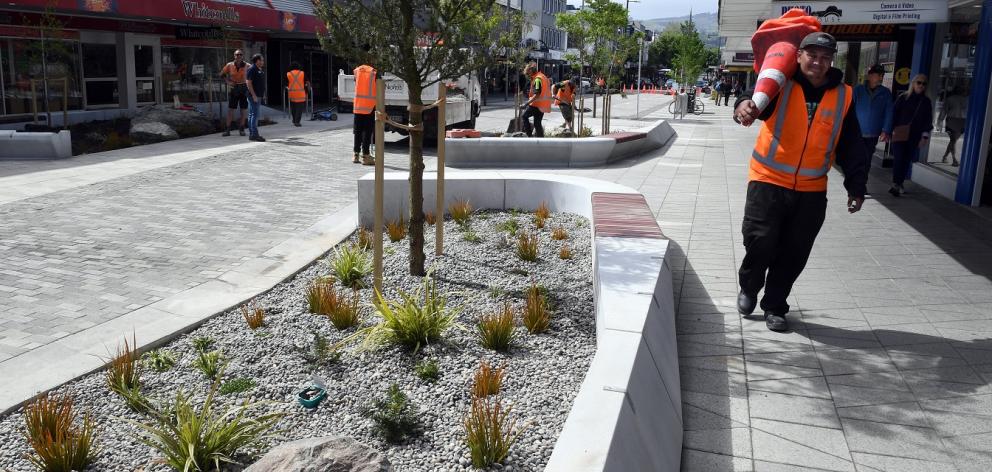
868;64;885;75
799;32;837;52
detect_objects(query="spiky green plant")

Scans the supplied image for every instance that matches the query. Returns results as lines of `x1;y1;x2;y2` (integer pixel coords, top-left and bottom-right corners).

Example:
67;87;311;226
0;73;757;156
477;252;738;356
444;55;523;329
191;336;214;352
143;349;177;373
328;244;373;289
364;275;459;353
23;394;97;472
464;396;525;468
193;350;225;382
302;331;341;370
415;358;441;383
462;230;482;243
106;335;148;412
498;219;519;236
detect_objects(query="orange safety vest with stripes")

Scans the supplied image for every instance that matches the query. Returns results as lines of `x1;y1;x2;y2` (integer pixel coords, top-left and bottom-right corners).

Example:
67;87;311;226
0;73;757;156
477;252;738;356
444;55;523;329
555;81;574;106
530;72;552;113
750;80;852;192
353;64;377;115
286;69;306;103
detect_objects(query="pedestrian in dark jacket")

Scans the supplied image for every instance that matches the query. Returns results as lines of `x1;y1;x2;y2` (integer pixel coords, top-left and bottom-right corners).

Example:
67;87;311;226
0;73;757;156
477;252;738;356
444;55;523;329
852;64;894;170
888;74;933;197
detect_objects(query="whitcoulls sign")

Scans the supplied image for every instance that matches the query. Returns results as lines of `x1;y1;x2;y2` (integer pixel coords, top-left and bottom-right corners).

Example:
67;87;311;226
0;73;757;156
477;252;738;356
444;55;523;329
771;1;949;24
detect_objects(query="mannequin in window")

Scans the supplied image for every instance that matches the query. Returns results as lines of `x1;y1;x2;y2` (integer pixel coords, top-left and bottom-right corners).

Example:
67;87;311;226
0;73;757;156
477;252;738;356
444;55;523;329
937;86;967;167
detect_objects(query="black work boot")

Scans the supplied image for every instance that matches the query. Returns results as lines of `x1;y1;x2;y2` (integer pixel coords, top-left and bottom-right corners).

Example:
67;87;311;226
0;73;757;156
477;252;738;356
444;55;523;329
764;312;788;332
737;290;757;316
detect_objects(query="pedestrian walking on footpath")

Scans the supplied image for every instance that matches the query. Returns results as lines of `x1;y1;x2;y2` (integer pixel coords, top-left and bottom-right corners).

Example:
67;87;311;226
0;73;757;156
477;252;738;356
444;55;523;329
853;64;894;171
520;62;551;137
552;77;577;132
286;62;309;127
220;49;248;136
245;53;267;142
888;74;933;197
733;32;868;331
352;62;377;165
722;79;732;106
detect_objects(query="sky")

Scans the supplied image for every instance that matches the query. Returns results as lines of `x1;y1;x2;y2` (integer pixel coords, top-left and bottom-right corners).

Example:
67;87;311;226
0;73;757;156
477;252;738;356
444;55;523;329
569;0;719;20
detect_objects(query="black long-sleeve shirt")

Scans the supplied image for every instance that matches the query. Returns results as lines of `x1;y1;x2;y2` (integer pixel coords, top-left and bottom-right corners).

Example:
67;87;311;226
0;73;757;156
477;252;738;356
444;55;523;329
735;68;868;198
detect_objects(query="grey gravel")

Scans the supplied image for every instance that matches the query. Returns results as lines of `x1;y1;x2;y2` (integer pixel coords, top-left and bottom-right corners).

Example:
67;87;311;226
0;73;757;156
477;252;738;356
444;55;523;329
0;210;594;472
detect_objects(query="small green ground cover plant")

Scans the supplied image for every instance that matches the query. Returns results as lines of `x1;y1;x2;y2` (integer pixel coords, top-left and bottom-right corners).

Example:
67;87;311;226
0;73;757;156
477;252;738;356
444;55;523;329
364;383;422;444
219;378;256;395
328;244;373;289
191;336;214;352
143;349;177;373
414;358;441;383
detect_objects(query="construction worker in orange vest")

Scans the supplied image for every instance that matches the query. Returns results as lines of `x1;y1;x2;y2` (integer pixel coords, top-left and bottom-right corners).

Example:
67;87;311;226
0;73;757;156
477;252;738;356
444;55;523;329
733;32;868;332
286;62;309;127
520;62;551;137
353;63;377;165
551;76;577;133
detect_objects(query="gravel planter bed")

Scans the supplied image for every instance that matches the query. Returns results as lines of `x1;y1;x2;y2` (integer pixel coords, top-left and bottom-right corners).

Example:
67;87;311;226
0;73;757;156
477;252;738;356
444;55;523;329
0;210;594;472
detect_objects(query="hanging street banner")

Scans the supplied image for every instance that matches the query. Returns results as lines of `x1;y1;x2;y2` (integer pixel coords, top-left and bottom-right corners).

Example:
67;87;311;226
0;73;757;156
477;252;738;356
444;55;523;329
771;1;949;24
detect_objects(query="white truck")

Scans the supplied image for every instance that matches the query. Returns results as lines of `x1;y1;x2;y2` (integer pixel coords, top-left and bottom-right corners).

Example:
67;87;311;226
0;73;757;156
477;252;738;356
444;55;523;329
337;71;481;138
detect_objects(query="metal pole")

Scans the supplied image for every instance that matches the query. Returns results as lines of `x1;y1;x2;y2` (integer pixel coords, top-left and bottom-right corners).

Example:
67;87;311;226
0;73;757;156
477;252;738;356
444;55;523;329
435;82;445;256
373;78;386;293
636;39;642;119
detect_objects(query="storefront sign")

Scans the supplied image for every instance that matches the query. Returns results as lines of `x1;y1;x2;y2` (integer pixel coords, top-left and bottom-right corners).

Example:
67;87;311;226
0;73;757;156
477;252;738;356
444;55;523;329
191;64;204;75
180;1;240;24
733;52;755;62
772;1;949;24
176;25;224;40
78;0;116;13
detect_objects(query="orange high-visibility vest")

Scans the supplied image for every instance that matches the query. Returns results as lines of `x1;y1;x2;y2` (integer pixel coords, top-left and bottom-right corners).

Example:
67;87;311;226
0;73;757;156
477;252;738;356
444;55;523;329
353;64;377;115
287;69;306;103
750;80;852;192
555;82;574;106
530;72;552;113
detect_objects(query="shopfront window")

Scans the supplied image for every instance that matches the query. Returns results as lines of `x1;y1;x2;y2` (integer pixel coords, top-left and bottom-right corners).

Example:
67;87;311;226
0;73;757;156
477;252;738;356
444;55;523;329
82;43;118;107
924;2;982;177
2;37;83;117
162;46;225;104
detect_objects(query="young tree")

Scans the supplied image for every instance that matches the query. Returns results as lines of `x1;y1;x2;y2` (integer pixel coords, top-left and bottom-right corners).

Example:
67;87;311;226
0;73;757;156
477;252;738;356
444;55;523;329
22;2;74;128
315;0;513;276
671;19;706;87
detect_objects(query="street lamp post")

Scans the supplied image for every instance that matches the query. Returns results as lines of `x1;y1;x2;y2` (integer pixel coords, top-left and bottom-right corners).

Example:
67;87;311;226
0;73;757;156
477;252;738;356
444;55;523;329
636;37;643;118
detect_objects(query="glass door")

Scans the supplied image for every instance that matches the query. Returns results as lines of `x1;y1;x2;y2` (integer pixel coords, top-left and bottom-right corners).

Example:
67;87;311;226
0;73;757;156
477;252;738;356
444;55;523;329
82;43;119;108
134;44;156;104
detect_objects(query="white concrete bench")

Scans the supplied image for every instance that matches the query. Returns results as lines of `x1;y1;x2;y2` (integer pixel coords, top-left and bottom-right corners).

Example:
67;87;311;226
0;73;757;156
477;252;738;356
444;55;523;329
357;171;681;471
0;130;72;160
443;120;676;168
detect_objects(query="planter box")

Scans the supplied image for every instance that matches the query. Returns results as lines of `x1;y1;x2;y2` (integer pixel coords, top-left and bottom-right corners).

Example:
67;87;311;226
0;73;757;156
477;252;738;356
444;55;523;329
0;130;72;160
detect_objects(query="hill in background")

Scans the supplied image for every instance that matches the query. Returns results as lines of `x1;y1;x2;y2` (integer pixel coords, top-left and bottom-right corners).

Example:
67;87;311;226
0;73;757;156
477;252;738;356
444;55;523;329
638;11;720;47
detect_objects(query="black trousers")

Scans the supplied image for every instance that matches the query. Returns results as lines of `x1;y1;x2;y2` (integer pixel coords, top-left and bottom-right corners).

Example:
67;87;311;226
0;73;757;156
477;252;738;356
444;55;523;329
522;106;544;137
739;181;827;315
722;93;730;106
353;112;374;154
290;101;305;125
862;136;880;171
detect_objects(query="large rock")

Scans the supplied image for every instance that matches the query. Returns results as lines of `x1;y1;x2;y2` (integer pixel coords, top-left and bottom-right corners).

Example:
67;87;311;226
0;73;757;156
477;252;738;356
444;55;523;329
245;436;391;472
129;121;178;144
131;104;215;137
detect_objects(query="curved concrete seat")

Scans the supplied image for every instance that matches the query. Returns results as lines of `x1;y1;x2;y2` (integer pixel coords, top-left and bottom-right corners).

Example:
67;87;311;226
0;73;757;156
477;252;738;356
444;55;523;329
357;171;681;471
0;130;72;160
444;120;675;168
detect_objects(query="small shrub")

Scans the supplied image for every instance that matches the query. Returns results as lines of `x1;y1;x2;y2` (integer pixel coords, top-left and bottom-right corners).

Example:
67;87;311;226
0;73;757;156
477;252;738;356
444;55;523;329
143;349;177;373
415;359;441;383
464;396;524;468
534;216;546;229
327;289;361;330
523;282;551;334
516;232;538;262
193;350;225;382
328;244;373;289
364;383;422;444
462;230;482;243
498;219;519;236
107;335;147;412
425;212;437;226
534;201;551;220
365;275;459;353
191;336;214;352
302;331;340;369
386;218;408;242
132;384;282;472
356;227;374;251
477;303;517;352
219;378;256;395
551;226;568;240
471;361;505;398
240;301;265;330
449;199;473;226
559;245;573;260
23;394;97;472
577;126;593;138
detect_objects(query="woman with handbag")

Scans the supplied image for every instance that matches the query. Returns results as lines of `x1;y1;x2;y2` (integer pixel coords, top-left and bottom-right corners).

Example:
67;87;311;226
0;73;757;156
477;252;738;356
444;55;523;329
888;74;934;197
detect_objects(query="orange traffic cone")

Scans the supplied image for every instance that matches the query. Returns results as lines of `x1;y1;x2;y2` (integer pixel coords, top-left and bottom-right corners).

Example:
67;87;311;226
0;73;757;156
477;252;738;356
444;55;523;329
750;8;821;113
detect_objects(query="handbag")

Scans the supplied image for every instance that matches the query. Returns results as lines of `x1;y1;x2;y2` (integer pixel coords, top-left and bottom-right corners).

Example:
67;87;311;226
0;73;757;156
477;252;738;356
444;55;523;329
891;98;922;143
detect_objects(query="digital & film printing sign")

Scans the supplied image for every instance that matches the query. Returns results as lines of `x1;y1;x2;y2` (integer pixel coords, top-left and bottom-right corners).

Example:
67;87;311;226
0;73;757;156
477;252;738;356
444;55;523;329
772;1;949;24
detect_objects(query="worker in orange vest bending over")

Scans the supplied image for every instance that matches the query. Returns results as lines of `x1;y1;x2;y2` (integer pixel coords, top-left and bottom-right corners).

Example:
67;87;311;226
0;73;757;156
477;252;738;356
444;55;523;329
732;32;868;332
520;62;551;137
352;63;377;165
286;62;309;127
552;77;577;132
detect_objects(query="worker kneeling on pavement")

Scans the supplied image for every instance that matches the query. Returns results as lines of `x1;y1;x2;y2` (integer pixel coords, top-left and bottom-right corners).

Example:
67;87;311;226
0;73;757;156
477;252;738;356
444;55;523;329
733;32;868;332
520;62;552;137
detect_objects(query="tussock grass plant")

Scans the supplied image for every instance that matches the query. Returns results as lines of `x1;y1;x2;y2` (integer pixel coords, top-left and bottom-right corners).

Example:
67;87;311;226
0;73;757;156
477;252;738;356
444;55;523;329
415;358;440;383
363;275;458;353
357;226;374;251
309;280;361;329
449;199;473;226
477;303;517;352
559;245;573;260
193;350;225;382
534;201;550;220
328;244;373;289
523;282;551;334
386;218;408;242
464;396;524;468
132;382;282;472
425;212;437;225
498;219;519;236
143;349;177;373
551;226;569;240
191;336;214;353
106;335;148;412
23;394;97;472
472;361;505;398
364;383;422;444
516;232;539;262
219;378;256;395
534;216;546;229
240;301;265;330
462;230;482;243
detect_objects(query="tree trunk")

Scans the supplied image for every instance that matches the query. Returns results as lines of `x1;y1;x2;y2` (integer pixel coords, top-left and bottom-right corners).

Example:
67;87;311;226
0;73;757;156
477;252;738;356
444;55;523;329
407;82;427;276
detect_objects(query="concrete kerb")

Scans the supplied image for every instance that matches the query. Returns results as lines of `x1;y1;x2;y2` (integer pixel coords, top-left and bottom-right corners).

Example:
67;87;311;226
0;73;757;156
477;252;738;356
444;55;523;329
0;203;359;416
444;120;676;168
356;171;682;471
